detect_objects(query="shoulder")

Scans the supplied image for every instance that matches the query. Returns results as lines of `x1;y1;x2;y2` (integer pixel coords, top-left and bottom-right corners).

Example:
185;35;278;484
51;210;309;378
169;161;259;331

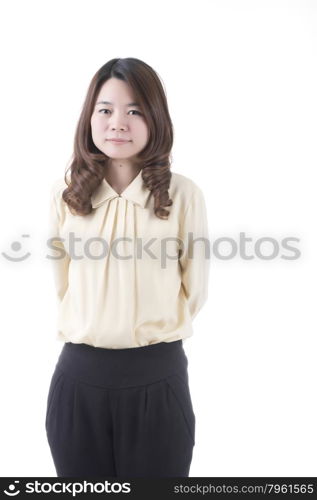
50;175;69;201
170;171;204;204
49;176;70;220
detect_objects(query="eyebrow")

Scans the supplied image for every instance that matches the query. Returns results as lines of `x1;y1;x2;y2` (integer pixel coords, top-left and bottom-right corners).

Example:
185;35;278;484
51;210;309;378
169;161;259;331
95;100;141;107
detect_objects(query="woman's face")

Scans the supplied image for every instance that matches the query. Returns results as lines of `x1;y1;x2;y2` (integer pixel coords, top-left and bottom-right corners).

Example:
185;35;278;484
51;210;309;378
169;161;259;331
90;77;149;162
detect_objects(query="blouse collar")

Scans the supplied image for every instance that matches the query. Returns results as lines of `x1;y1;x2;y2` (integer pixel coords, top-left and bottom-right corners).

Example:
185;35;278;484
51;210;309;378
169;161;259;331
91;169;151;209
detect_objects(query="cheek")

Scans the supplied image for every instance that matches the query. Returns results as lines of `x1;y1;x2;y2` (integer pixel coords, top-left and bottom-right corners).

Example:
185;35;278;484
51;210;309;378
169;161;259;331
136;122;149;142
91;116;105;133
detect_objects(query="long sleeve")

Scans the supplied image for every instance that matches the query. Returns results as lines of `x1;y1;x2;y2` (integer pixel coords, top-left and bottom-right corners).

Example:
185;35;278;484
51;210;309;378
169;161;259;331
47;184;70;304
178;186;210;320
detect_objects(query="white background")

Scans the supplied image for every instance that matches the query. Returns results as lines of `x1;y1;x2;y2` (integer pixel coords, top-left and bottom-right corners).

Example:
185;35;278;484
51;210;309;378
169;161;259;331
0;0;316;477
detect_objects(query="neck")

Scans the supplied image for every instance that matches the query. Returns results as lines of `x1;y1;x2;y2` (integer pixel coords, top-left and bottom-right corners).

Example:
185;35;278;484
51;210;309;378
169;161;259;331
105;160;141;194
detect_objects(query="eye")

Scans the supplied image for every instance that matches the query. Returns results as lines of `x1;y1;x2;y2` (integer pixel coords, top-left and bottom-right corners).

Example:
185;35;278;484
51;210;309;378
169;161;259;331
97;109;142;116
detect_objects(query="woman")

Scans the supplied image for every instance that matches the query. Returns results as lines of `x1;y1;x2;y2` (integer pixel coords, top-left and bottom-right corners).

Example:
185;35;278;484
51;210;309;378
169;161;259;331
46;57;210;478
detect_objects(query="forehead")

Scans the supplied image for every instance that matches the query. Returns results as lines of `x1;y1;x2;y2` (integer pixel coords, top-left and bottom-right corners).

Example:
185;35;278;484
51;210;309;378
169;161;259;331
95;78;137;105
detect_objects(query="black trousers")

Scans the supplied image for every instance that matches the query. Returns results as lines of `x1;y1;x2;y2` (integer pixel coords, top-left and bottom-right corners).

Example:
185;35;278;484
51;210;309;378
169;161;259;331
45;340;195;478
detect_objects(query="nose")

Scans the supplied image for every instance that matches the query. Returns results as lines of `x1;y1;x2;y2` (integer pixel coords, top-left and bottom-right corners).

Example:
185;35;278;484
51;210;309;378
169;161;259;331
111;124;127;131
109;111;128;131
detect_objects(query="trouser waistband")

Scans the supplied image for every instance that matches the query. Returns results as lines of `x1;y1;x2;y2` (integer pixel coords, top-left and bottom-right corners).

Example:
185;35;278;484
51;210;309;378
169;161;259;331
56;340;188;389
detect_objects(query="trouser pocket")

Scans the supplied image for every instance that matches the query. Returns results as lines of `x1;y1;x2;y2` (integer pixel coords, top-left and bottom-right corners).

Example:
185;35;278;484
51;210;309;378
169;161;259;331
45;366;64;432
165;373;196;446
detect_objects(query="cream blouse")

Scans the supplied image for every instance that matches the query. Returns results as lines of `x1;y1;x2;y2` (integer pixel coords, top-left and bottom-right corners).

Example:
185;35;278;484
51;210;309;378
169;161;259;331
47;169;210;349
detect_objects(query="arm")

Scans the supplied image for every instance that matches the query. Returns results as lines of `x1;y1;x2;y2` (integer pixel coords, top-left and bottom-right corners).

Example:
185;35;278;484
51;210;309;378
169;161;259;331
47;184;70;304
178;186;210;320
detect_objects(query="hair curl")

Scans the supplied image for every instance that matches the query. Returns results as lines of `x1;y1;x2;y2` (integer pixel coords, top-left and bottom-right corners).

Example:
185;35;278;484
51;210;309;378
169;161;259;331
62;57;174;219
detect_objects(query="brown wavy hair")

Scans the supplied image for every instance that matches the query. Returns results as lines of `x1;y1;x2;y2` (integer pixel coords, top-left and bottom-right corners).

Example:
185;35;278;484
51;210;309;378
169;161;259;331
62;57;174;219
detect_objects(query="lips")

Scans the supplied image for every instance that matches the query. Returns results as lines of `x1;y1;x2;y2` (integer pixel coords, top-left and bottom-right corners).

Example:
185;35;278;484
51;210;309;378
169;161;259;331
107;138;131;142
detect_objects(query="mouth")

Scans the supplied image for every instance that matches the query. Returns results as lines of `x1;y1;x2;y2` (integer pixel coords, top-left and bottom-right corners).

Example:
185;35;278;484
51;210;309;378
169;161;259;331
107;139;131;143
